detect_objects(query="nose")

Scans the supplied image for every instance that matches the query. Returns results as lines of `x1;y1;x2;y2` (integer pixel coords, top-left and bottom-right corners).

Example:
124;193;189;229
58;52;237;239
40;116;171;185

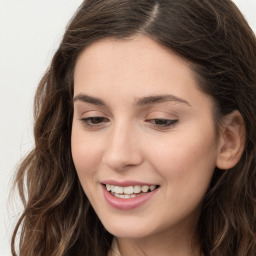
102;123;143;171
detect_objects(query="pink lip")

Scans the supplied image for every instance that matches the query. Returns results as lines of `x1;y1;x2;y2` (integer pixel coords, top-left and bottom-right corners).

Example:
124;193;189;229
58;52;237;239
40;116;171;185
101;179;156;186
102;184;159;210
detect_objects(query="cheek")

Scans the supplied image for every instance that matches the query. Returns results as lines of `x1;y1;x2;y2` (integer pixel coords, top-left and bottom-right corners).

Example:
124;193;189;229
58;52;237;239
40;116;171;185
71;126;106;208
143;130;217;221
71;124;103;182
146;127;217;191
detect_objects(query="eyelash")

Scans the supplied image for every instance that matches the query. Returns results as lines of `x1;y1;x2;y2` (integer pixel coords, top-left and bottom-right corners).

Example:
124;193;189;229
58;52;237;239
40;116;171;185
79;117;178;130
80;117;109;127
146;118;178;129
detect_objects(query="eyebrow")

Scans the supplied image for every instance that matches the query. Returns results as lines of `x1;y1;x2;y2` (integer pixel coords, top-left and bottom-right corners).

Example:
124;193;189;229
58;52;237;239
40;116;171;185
136;94;191;107
73;93;191;107
73;94;105;106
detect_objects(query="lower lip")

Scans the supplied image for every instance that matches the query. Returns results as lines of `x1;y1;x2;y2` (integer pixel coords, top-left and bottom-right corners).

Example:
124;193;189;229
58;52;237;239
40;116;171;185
102;185;159;210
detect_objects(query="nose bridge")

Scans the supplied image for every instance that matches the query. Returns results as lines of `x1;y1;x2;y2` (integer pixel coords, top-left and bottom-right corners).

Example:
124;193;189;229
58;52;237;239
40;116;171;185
103;119;142;171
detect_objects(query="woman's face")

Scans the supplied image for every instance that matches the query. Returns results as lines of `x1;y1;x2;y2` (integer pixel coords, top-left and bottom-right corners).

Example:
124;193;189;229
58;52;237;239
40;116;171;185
71;35;219;239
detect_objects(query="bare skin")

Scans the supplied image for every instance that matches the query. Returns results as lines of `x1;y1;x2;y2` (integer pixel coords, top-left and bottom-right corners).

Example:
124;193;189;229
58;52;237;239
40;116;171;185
72;35;245;256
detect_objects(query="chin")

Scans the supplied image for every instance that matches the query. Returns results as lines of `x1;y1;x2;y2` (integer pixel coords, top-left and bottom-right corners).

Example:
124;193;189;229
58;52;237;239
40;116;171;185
108;228;150;239
102;219;157;239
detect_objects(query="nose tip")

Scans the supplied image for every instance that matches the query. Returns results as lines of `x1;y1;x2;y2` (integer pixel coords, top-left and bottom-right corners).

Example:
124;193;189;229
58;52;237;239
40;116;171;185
103;154;129;172
102;129;143;171
103;145;143;171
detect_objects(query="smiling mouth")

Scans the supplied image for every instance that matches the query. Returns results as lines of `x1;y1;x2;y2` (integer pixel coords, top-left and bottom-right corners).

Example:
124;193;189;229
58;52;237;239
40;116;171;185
104;184;160;199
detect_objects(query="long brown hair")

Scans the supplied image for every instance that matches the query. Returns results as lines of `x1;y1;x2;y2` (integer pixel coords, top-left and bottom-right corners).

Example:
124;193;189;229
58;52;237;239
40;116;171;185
12;0;256;255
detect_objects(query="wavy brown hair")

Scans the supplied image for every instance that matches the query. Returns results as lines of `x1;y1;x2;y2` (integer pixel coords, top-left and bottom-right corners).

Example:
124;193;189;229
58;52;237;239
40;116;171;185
11;0;256;255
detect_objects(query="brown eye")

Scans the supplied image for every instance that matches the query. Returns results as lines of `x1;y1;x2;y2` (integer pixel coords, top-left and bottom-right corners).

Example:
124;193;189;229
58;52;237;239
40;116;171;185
150;119;178;127
80;117;109;126
89;117;105;124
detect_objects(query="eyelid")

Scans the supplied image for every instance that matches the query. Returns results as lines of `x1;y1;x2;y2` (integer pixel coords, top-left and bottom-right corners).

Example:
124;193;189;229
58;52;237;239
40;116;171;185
77;110;110;129
144;111;179;130
79;116;110;130
145;111;178;120
145;118;178;130
79;110;108;118
81;116;109;123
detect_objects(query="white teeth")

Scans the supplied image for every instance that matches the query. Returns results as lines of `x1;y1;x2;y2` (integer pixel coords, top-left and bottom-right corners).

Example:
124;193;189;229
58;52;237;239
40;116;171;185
106;184;158;196
112;192;146;199
123;186;133;194
141;185;149;192
150;185;156;191
133;185;141;194
114;186;124;194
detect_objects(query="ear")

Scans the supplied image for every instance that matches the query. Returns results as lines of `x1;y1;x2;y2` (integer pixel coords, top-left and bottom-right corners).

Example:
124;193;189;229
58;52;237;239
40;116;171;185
216;110;246;170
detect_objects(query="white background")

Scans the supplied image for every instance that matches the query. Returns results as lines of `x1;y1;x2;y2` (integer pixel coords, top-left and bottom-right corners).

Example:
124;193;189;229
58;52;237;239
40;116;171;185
0;0;255;255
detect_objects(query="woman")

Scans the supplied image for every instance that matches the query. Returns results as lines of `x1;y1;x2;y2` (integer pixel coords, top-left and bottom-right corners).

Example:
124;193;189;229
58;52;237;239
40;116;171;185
12;0;256;255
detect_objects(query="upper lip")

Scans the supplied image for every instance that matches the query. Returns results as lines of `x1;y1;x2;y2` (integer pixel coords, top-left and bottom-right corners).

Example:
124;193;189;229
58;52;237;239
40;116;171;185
101;179;159;186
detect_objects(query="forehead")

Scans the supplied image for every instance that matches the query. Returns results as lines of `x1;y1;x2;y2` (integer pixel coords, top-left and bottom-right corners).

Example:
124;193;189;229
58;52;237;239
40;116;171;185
74;35;192;77
73;35;214;113
75;35;187;63
74;36;193;88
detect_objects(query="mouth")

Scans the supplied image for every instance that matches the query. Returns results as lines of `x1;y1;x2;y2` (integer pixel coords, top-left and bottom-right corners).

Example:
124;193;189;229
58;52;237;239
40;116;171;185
103;184;160;199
